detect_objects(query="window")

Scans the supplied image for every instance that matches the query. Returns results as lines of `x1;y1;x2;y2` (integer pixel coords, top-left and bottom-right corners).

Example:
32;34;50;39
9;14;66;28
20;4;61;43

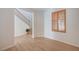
52;9;66;32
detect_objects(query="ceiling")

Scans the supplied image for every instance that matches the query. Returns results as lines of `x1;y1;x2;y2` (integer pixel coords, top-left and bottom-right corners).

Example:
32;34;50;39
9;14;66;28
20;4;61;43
29;8;49;11
20;8;50;12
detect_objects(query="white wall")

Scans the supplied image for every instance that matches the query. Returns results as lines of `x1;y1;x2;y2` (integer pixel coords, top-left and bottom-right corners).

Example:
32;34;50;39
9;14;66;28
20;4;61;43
34;11;44;37
44;8;79;47
15;15;29;37
0;8;14;50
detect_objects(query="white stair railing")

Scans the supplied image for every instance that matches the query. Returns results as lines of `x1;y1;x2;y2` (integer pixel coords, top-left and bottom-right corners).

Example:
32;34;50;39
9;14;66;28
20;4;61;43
16;8;32;21
15;9;32;28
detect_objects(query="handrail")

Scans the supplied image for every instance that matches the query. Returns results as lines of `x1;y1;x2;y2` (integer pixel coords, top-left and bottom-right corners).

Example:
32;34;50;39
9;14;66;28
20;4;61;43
15;9;32;28
16;9;31;23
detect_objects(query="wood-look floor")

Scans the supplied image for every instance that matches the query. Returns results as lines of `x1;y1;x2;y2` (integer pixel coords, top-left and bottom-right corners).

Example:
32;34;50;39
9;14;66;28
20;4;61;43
6;35;79;51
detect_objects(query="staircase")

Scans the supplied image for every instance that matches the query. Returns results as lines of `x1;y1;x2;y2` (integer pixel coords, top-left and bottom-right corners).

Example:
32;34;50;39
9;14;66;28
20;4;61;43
15;8;32;34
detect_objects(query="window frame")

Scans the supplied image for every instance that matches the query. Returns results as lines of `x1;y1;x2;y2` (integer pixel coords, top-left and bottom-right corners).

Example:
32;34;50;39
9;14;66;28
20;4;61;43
52;9;66;33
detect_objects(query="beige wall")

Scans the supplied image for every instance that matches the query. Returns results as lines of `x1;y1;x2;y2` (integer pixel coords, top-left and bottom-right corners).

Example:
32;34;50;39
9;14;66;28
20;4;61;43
0;8;14;50
34;11;44;38
44;8;79;47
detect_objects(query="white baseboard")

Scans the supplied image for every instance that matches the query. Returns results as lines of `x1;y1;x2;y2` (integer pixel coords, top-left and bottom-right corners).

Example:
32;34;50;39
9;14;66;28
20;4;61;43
56;40;79;48
15;32;26;37
34;34;44;38
44;35;79;48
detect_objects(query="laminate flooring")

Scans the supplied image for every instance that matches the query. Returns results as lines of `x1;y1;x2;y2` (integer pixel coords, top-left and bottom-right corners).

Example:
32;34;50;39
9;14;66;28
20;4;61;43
6;35;79;51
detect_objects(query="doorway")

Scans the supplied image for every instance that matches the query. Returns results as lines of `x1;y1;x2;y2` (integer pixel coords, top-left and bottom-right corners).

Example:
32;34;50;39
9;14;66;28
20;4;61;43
14;8;34;38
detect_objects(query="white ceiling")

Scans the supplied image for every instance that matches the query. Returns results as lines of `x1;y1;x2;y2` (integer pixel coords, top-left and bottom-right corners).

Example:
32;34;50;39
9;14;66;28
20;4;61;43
20;8;50;12
29;8;49;11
